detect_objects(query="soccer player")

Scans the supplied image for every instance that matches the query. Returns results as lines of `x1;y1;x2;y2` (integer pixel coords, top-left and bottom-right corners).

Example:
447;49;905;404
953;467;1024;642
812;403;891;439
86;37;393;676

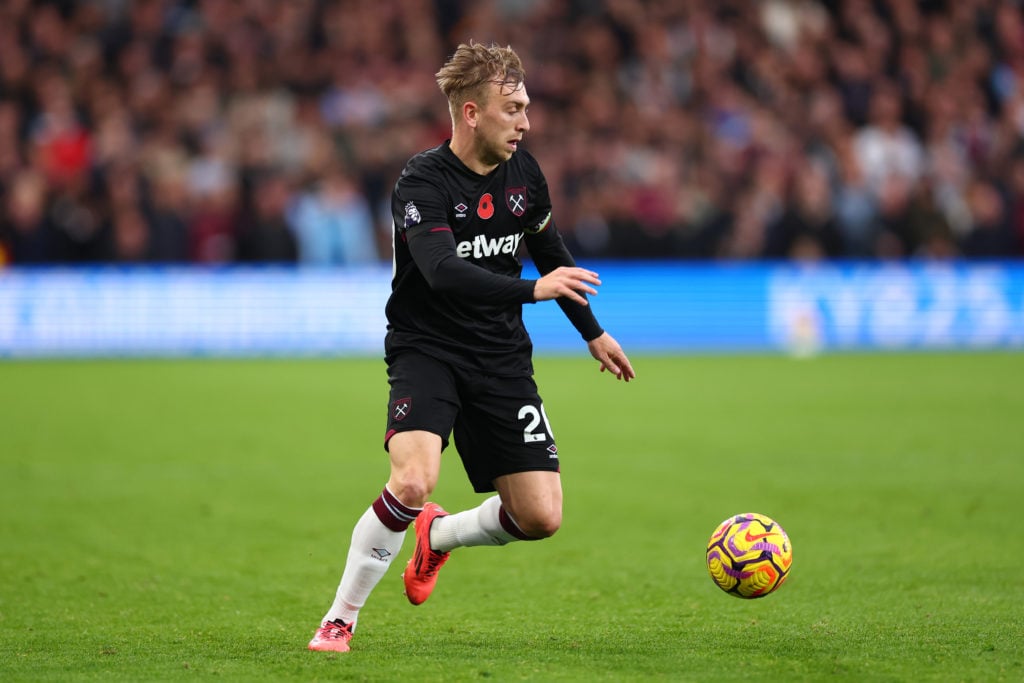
308;42;635;653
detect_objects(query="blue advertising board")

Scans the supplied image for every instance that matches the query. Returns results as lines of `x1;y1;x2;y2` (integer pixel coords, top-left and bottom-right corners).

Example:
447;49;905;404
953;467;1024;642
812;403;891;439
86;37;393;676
1;262;1022;357
524;261;1024;354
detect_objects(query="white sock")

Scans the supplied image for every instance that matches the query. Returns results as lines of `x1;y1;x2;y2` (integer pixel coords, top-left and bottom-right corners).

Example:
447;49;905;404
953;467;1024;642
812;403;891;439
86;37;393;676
323;504;408;626
429;495;521;552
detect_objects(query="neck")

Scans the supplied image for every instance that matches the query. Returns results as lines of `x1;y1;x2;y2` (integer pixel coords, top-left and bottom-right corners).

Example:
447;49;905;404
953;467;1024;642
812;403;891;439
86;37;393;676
449;132;497;176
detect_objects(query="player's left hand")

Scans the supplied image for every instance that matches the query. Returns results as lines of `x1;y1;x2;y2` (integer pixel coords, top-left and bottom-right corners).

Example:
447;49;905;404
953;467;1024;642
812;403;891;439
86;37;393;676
587;332;635;382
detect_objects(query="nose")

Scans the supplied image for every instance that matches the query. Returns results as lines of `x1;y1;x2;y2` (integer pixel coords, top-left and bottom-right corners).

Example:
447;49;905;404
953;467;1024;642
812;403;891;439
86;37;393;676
519;111;530;132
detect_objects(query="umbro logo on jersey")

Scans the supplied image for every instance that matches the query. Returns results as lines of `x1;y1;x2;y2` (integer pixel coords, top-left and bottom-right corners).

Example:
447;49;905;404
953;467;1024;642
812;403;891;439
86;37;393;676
456;233;523;259
454;202;468;218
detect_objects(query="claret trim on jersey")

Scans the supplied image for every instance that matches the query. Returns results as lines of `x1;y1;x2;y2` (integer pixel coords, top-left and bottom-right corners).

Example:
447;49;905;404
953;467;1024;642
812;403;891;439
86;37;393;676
525;211;552;235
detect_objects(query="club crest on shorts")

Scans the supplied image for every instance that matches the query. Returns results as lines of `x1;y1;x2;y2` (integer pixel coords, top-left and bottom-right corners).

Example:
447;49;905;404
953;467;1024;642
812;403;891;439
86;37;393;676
505;187;527;216
392;397;412;421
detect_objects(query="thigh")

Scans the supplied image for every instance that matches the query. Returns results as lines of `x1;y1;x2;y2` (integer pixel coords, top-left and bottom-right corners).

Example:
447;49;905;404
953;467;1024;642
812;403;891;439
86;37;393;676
385;351;460;452
453;374;560;493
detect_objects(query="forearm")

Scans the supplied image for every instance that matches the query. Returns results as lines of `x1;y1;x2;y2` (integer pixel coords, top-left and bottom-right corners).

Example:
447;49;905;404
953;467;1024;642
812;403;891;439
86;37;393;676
409;229;535;303
527;227;604;340
556;297;604;341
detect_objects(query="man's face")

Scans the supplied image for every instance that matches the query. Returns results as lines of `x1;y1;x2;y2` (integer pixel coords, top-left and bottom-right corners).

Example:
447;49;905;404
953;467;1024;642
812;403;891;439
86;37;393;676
474;79;530;166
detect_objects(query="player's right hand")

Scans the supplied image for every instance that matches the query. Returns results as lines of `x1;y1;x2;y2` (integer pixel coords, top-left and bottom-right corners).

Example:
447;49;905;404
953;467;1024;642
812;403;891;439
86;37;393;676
533;267;600;305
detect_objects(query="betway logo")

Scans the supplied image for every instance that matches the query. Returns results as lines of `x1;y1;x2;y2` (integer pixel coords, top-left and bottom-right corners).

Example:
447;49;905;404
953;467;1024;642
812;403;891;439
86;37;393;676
456;233;522;259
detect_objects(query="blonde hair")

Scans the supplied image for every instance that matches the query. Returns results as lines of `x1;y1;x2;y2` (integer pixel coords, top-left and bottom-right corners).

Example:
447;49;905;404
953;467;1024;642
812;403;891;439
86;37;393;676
436;42;525;121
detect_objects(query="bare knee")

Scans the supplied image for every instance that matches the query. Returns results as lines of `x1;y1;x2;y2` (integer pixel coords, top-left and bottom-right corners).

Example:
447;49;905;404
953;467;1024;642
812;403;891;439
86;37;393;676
494;470;564;539
387;473;434;508
514;508;562;539
386;431;442;508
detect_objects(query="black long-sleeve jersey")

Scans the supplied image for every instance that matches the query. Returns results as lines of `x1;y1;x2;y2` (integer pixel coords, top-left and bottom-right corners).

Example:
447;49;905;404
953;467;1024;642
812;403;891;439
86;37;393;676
386;141;603;377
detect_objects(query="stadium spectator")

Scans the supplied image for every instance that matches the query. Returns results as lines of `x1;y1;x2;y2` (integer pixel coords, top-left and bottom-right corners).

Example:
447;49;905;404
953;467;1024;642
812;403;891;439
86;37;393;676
961;177;1016;257
237;171;299;263
145;168;191;262
853;82;925;200
1;0;1024;265
763;159;846;261
286;165;379;265
1;169;52;264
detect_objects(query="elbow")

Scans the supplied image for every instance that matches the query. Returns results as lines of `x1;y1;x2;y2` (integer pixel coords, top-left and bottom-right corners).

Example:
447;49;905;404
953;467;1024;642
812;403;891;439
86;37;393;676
421;267;457;293
421;256;461;293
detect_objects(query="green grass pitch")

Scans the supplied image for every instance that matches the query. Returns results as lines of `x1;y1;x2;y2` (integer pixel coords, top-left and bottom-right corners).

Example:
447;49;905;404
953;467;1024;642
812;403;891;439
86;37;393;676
1;352;1022;681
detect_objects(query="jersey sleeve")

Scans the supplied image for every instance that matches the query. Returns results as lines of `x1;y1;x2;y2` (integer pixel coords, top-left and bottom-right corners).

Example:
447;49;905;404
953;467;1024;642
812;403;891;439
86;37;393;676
531;218;605;342
520;159;575;272
395;171;450;235
521;160;605;342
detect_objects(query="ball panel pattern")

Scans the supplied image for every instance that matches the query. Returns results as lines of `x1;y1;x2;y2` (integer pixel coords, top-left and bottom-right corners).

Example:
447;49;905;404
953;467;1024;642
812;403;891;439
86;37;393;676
706;513;792;599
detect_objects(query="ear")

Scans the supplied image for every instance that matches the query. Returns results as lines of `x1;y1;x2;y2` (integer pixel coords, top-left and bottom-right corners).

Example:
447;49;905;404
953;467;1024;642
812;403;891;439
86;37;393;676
462;100;480;130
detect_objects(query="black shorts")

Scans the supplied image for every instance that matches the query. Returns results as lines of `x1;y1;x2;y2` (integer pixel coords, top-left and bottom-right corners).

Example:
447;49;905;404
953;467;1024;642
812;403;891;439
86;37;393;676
385;351;560;493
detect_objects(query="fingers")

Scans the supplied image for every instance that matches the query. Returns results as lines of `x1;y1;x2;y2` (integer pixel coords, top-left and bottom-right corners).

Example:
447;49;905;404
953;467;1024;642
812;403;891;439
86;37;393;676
559;268;599;304
608;344;636;381
600;353;633;381
562;285;593;305
535;267;601;303
565;266;600;284
589;334;635;382
614;352;636;381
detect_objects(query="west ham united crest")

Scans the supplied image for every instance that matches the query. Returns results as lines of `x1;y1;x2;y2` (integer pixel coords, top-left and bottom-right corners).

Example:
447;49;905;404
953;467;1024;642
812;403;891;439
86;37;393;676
392;397;411;421
505;187;527;216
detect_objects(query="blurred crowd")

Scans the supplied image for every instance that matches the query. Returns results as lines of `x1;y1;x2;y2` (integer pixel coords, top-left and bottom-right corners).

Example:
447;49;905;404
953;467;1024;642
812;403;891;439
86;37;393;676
2;0;1024;267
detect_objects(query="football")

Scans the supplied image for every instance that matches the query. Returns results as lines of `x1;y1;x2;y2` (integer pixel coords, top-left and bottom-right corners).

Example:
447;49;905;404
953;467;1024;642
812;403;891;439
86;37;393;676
706;512;792;598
